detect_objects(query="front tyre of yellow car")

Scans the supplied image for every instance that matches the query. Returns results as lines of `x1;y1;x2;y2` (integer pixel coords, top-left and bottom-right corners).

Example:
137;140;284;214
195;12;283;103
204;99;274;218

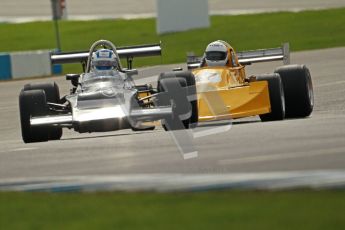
157;71;198;130
257;73;285;122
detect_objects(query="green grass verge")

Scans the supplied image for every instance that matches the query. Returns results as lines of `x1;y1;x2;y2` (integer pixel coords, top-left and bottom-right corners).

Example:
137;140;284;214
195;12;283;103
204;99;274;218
0;8;345;73
1;191;345;229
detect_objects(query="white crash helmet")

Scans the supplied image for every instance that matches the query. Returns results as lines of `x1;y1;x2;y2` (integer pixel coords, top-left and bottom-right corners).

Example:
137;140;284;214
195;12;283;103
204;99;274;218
204;40;229;67
91;49;118;71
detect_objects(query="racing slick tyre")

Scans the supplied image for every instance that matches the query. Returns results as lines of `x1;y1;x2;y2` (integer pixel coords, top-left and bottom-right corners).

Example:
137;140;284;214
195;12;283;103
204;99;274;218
158;71;198;128
131;126;155;132
24;82;60;103
23;82;62;140
19;90;50;143
157;77;197;130
257;73;285;122
275;65;314;118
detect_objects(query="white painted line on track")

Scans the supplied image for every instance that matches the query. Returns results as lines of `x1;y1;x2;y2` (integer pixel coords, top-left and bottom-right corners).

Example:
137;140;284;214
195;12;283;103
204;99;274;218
10;147;38;152
135;75;158;85
2;7;343;23
315;80;345;88
0;147;38;154
218;146;345;166
1;170;345;192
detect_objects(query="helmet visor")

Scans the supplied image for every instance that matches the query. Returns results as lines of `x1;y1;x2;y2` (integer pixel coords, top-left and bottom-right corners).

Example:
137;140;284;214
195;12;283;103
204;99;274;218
94;60;117;70
206;51;227;61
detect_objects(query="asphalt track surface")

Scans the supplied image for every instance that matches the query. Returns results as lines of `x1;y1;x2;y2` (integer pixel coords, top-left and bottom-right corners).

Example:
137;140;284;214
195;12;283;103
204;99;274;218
0;47;345;184
1;0;345;22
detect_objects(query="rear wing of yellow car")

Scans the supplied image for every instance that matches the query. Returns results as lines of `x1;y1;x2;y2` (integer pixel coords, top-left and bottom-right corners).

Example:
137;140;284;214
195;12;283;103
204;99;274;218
51;43;162;70
187;43;290;70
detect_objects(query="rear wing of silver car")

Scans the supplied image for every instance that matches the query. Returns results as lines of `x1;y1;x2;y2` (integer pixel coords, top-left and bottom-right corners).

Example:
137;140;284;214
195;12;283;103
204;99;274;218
51;43;162;69
187;43;290;70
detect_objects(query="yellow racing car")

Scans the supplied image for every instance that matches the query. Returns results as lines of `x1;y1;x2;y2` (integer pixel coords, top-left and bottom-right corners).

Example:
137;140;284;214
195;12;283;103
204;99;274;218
157;40;313;128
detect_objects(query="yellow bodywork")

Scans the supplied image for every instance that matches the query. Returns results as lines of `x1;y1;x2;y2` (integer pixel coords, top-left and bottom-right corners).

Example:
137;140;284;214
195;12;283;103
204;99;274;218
192;66;271;122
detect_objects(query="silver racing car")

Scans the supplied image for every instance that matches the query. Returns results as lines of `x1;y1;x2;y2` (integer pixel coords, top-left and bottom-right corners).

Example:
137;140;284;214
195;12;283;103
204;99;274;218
19;40;198;143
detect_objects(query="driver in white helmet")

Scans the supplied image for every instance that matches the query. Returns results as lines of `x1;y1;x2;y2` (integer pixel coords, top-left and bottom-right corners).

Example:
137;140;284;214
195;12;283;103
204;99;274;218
202;40;238;67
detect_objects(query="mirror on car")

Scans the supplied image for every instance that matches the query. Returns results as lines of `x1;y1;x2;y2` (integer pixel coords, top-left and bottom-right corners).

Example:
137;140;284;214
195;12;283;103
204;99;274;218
123;69;138;77
66;74;80;87
173;67;183;72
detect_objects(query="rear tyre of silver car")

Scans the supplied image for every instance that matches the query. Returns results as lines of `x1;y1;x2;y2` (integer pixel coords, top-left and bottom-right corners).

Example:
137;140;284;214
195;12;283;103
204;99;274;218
19;90;50;143
257;73;285;122
275;65;314;118
23;82;62;140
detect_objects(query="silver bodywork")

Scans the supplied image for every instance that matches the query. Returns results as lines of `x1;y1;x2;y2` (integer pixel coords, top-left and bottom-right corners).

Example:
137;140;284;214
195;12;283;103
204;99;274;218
31;40;171;133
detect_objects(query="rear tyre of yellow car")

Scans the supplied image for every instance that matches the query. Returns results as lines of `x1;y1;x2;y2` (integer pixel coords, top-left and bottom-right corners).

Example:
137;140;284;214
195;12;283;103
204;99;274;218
275;65;314;118
257;73;285;122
